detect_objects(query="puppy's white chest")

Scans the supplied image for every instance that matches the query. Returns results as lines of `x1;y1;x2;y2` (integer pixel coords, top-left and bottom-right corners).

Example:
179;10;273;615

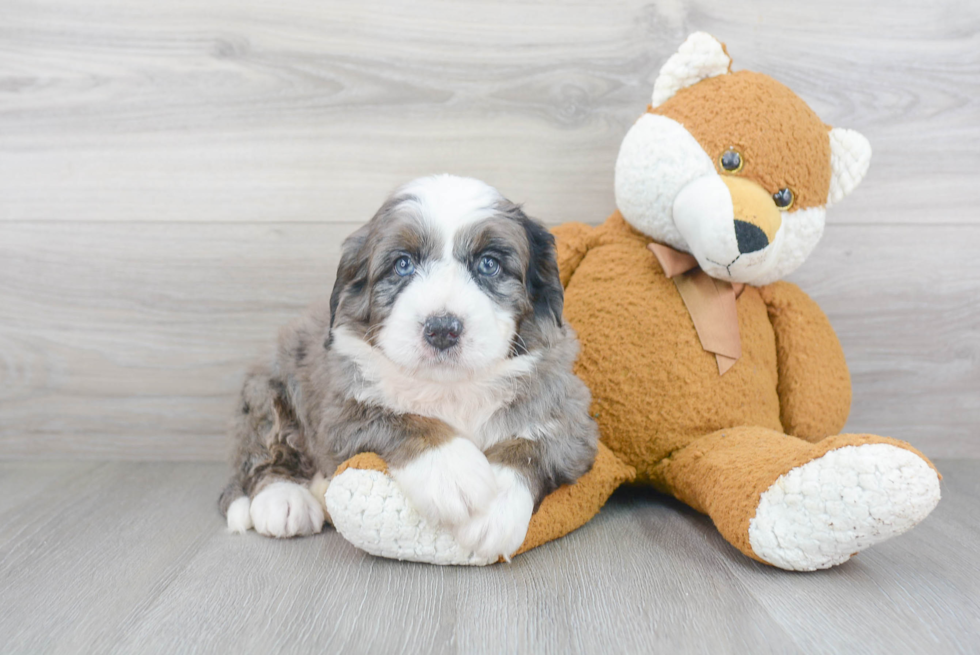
378;375;512;449
333;326;537;449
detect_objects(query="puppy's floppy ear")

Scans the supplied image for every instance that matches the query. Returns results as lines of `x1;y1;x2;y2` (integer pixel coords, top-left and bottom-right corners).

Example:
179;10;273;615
329;223;371;330
519;214;564;327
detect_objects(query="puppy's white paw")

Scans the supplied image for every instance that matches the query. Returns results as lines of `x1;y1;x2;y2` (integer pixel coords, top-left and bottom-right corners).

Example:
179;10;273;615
390;437;497;528
250;481;325;538
226;496;253;533
456;465;534;562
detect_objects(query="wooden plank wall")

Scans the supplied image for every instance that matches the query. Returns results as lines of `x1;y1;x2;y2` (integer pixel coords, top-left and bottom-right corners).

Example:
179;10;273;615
1;0;977;459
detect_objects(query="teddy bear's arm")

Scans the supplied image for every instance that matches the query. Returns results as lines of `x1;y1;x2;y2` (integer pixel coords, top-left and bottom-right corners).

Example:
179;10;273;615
550;222;598;288
759;281;851;442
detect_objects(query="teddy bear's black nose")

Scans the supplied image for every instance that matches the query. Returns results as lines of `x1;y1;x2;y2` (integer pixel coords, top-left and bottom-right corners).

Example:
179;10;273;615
734;220;769;254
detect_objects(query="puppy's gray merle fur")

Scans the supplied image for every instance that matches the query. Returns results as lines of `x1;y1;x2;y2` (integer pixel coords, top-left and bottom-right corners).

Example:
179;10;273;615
219;175;598;560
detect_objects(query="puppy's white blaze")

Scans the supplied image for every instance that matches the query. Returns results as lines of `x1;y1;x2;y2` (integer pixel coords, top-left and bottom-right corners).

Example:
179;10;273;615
398;175;503;260
249;481;325;538
455;464;534;562
390;437;498;527
226;496;253;534
333;325;538;445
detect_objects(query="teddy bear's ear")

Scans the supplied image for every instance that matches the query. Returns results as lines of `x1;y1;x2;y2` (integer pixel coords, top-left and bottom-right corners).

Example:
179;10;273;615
828;127;872;205
651;32;732;107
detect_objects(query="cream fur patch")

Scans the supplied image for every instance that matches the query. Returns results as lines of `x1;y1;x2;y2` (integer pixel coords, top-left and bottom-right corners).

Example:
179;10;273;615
828;128;872;206
748;444;940;571
331;325;538;449
652;32;731;107
752;205;825;285
615;113;716;251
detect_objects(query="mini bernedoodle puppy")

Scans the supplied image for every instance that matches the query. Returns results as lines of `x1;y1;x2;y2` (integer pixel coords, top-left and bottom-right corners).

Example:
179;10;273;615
219;175;599;561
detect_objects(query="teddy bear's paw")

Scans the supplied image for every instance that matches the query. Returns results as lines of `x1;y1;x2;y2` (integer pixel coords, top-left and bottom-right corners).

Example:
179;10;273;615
249;481;325;538
325;466;498;565
748;444;940;571
455;465;534;562
389;437;497;528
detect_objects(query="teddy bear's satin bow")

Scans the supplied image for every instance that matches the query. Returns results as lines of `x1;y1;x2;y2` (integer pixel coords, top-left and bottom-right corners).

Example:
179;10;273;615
647;242;744;375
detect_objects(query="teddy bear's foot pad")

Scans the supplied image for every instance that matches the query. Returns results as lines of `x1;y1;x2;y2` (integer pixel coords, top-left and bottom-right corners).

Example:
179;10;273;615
748;444;940;571
325;467;496;566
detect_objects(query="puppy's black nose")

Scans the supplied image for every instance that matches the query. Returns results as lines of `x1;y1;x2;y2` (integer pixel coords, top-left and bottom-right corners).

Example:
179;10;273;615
423;314;463;351
734;220;769;254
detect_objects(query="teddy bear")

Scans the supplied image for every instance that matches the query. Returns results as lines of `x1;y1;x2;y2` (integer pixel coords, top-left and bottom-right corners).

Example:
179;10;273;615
322;33;941;570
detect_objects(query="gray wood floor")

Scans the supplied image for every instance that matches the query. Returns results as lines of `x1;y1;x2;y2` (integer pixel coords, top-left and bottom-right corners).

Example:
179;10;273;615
1;459;977;655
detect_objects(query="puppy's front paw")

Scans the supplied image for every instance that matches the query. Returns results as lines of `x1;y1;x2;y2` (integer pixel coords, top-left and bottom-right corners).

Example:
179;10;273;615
250;481;325;538
456;465;534;562
390;437;497;527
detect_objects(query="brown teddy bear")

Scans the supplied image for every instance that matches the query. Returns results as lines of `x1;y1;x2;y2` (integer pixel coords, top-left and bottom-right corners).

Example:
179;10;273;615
323;33;940;570
546;32;941;570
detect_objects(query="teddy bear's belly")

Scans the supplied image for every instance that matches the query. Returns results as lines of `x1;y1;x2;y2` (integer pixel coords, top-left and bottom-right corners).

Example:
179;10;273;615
564;241;784;483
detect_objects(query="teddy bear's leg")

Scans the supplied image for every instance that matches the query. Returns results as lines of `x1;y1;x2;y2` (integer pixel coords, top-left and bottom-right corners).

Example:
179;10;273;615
652;427;941;571
323;444;634;565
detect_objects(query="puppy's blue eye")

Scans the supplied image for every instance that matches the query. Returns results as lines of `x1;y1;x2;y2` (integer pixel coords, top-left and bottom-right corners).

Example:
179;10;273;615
394;255;415;277
477;255;500;277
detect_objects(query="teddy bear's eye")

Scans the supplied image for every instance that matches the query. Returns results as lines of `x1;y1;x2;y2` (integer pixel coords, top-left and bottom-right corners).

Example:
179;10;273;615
773;188;795;211
719;149;743;173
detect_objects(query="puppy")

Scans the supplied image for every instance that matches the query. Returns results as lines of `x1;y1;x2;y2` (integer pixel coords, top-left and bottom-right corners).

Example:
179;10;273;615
218;175;599;561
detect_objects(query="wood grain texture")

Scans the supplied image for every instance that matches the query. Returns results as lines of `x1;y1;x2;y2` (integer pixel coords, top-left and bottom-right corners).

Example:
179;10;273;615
2;222;977;459
0;221;350;459
0;0;977;225
789;225;980;457
1;0;978;459
0;460;976;654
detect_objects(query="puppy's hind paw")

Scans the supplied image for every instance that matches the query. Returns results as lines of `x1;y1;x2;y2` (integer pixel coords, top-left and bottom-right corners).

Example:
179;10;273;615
250;481;325;538
390;437;497;528
226;496;253;533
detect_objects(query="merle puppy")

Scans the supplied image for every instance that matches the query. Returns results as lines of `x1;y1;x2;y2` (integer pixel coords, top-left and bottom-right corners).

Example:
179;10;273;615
219;175;598;561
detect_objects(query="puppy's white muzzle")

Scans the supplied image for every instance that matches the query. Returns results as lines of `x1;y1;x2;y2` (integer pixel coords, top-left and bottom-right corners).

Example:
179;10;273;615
379;260;515;376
